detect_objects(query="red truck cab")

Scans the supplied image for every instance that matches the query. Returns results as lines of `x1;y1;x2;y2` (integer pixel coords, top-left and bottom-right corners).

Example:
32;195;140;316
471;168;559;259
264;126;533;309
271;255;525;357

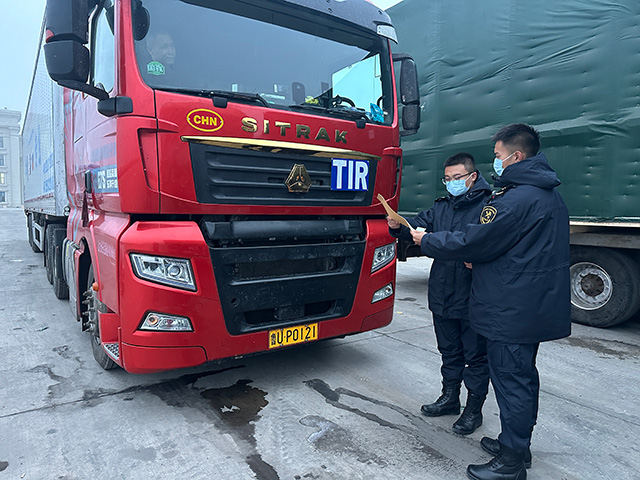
42;0;420;373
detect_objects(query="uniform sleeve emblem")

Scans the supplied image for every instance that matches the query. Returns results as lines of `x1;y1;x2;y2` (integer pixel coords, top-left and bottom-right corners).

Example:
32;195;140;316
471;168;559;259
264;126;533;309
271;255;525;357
480;206;498;224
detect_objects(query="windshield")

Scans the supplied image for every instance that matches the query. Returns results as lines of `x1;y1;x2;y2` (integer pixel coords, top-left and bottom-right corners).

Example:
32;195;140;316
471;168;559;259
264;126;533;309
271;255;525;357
132;0;394;125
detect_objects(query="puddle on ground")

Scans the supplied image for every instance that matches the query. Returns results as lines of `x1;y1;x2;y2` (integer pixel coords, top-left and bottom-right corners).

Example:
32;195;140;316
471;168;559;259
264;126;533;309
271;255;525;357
300;415;386;466
201;379;268;430
31;365;277;478
201;379;278;480
397;297;417;302
304;378;451;464
562;336;639;359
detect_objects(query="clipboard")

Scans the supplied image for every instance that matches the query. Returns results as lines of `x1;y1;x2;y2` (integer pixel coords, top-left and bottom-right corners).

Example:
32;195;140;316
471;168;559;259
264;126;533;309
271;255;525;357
377;194;413;230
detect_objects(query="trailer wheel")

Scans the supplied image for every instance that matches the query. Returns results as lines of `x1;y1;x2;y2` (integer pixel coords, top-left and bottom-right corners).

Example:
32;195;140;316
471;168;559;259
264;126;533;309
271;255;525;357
45;225;56;285
570;247;640;327
85;265;117;370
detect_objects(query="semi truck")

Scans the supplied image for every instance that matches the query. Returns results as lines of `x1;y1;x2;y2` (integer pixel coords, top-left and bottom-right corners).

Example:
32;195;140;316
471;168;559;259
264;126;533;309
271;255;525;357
388;0;640;328
22;0;420;373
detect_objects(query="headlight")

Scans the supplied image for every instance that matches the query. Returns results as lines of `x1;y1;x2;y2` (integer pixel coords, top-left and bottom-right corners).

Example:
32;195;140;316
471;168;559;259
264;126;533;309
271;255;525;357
139;312;193;332
372;283;394;303
371;242;396;273
130;253;196;291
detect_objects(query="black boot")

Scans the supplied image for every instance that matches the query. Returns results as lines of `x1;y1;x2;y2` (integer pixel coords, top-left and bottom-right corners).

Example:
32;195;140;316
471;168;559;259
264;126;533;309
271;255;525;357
420;383;460;417
453;392;485;435
480;437;532;469
467;444;527;480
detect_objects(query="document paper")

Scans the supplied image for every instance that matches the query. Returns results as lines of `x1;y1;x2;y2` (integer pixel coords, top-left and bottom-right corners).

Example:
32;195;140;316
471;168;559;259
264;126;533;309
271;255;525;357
377;194;414;230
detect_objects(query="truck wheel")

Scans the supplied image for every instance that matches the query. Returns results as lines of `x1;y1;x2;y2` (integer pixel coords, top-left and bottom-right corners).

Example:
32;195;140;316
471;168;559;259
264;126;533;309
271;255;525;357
45;225;56;285
27;213;41;253
52;226;69;299
85;265;118;370
570;246;640;328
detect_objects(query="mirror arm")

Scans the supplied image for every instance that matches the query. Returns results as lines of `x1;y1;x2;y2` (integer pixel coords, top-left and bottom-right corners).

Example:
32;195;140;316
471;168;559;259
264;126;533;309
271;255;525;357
57;80;110;100
392;53;412;62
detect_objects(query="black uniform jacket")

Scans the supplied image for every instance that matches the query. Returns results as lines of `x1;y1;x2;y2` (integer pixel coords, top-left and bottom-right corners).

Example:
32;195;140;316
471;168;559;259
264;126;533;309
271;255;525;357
421;153;571;344
390;171;492;319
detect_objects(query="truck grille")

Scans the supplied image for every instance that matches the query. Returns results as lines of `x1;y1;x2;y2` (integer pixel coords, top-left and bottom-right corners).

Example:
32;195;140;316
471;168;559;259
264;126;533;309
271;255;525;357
189;143;376;206
202;218;365;335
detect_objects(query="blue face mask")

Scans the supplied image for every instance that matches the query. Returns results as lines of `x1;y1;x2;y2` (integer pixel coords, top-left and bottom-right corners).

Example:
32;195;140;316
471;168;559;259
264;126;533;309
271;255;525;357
446;178;470;197
493;152;515;176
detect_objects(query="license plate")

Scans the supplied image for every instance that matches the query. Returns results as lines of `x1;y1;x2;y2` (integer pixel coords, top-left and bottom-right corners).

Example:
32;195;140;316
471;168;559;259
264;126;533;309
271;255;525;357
269;323;318;349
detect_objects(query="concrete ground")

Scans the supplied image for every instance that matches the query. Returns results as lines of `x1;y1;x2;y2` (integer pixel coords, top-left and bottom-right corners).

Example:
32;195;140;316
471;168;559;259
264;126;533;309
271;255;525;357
0;206;639;480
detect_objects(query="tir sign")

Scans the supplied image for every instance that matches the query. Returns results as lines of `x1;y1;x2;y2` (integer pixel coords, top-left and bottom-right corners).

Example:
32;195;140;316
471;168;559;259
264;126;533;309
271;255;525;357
331;159;369;191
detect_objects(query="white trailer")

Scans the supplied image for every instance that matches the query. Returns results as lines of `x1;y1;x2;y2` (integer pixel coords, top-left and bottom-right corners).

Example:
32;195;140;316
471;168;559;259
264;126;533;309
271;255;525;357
22;21;69;298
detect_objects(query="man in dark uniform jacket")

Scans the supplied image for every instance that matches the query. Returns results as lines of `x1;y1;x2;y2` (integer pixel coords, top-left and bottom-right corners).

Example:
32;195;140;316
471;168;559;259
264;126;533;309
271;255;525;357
411;124;571;480
388;152;492;435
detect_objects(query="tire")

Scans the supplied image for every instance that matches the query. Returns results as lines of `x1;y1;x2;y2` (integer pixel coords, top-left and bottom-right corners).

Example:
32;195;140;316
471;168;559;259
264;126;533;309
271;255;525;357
52;226;69;299
86;265;118;370
570;246;640;328
45;225;56;285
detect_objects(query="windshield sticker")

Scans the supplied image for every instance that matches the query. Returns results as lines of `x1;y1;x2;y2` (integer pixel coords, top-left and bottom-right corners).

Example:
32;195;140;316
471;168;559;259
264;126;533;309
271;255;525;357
147;61;166;76
331;159;369;191
92;165;119;193
187;109;224;132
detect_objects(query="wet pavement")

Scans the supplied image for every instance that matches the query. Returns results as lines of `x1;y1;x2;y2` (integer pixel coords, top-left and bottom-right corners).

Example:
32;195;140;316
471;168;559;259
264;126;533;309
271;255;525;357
1;207;639;480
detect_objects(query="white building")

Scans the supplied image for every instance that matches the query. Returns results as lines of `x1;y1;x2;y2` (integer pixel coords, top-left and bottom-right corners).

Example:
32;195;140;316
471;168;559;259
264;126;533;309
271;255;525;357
0;109;22;207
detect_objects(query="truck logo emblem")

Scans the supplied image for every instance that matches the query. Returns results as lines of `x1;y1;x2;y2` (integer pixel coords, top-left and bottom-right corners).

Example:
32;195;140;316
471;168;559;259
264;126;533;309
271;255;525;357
285;164;312;193
187;109;224;132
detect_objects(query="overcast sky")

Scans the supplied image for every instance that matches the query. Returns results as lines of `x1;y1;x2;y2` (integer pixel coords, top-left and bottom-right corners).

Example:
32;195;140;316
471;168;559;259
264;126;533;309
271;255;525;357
0;0;403;120
0;1;47;116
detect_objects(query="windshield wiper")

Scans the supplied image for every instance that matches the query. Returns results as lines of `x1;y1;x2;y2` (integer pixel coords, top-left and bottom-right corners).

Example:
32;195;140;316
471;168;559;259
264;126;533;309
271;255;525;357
156;87;270;107
205;90;270;108
289;103;370;124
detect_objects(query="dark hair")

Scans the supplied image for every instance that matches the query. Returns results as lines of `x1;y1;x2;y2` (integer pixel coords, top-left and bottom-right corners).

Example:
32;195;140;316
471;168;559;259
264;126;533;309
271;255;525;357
491;123;540;159
444;152;476;172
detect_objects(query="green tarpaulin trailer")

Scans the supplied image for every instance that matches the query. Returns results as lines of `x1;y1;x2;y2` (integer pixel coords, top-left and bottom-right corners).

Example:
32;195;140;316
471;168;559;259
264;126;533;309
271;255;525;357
389;0;640;327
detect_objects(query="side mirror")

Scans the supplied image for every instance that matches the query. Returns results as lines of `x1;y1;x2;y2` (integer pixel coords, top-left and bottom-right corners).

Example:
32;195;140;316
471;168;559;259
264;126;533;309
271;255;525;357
402;104;420;136
393;53;421;136
44;40;90;83
44;0;108;100
132;2;150;41
399;57;419;105
45;0;89;43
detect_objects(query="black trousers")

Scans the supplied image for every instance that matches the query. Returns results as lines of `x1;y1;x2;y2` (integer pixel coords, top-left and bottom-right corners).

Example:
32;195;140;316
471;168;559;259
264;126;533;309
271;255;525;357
432;314;489;397
487;340;540;452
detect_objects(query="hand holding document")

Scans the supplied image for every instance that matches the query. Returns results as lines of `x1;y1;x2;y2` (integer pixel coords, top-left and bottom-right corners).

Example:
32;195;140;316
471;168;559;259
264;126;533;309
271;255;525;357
377;194;426;232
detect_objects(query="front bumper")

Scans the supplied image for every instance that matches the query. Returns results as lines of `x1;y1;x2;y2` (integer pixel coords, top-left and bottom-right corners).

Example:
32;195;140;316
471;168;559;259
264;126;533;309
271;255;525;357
110;218;395;373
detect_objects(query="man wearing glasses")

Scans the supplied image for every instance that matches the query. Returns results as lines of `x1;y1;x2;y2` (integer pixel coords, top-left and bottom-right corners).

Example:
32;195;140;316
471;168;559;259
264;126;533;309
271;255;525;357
388;152;492;436
412;124;571;480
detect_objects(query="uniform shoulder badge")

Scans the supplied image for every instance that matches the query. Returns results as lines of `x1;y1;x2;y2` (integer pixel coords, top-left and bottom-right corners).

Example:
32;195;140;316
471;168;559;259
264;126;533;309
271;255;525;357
480;205;498;224
489;184;516;202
